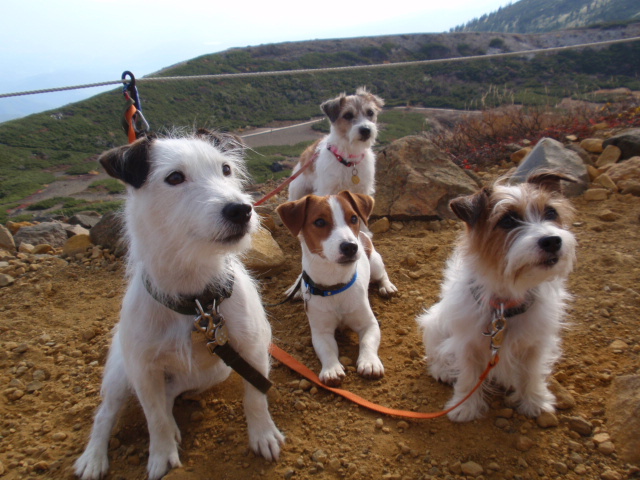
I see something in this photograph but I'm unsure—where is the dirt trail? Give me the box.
[0,178,639,480]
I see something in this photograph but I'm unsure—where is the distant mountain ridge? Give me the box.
[453,0,640,33]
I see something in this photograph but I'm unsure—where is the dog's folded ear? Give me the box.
[449,188,490,227]
[276,197,311,237]
[526,169,578,194]
[196,128,245,154]
[99,136,152,189]
[338,191,374,225]
[321,94,347,123]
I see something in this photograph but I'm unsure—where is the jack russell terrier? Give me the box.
[276,191,392,386]
[417,170,577,422]
[75,129,284,480]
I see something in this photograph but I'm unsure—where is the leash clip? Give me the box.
[483,303,507,364]
[194,299,229,349]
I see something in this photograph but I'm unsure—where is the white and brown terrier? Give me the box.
[288,87,384,201]
[417,171,577,422]
[277,191,393,386]
[75,130,283,480]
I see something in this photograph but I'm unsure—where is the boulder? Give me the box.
[595,145,622,168]
[607,375,640,464]
[68,213,101,229]
[64,224,90,238]
[579,138,603,153]
[373,136,480,220]
[509,138,588,196]
[242,228,286,276]
[13,222,67,249]
[63,234,93,258]
[602,128,640,160]
[606,157,640,194]
[90,212,126,256]
[0,225,16,252]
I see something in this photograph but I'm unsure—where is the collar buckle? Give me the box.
[194,299,229,347]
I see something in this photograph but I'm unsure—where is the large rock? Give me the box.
[13,222,67,249]
[0,225,16,253]
[607,375,640,464]
[90,212,126,256]
[606,157,640,194]
[602,128,640,160]
[373,136,480,220]
[68,213,101,229]
[242,228,285,276]
[509,137,588,196]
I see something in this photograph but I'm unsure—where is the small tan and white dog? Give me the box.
[417,171,577,422]
[75,130,284,480]
[276,191,391,386]
[287,87,384,201]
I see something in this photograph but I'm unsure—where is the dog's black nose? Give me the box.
[538,235,562,253]
[359,126,371,140]
[222,203,252,224]
[340,241,358,257]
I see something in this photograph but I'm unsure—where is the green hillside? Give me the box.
[1,26,640,222]
[454,0,640,33]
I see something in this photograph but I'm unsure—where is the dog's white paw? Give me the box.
[249,421,285,461]
[446,395,487,422]
[378,280,398,297]
[357,356,384,379]
[319,363,346,386]
[75,447,109,480]
[147,441,182,480]
[512,391,556,418]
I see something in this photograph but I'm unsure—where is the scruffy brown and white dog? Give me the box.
[416,171,577,422]
[277,191,390,386]
[287,87,384,201]
[75,130,283,480]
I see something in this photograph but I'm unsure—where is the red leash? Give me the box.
[254,151,317,206]
[269,343,498,419]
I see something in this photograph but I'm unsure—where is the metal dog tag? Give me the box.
[352,168,360,185]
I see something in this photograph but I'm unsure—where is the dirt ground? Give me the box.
[1,173,639,480]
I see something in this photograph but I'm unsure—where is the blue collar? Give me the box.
[302,270,358,297]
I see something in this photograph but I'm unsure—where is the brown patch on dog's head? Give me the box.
[99,135,154,189]
[320,87,384,134]
[277,195,334,256]
[336,191,374,228]
[451,174,575,277]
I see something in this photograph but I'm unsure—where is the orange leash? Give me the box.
[254,151,318,206]
[269,343,498,419]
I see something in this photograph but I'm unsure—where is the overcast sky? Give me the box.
[0,0,513,121]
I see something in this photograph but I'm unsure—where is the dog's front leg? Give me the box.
[243,379,285,461]
[355,317,384,379]
[310,316,345,386]
[128,364,182,480]
[508,346,556,417]
[446,355,489,422]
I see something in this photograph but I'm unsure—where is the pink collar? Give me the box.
[327,145,364,167]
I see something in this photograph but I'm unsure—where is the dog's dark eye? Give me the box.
[366,109,374,117]
[350,215,358,224]
[497,212,522,230]
[343,112,354,121]
[222,164,232,177]
[165,171,185,186]
[314,218,326,228]
[543,206,558,221]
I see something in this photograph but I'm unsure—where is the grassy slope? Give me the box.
[1,27,639,221]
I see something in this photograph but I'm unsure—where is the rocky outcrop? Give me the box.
[89,212,126,257]
[607,375,640,464]
[13,223,68,249]
[373,135,480,220]
[602,129,640,160]
[510,137,588,196]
